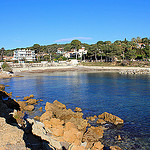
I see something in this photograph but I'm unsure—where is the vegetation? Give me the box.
[2,62,12,72]
[2,36,150,63]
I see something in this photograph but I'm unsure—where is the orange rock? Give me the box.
[74,107,82,112]
[110,146,123,150]
[39,107,42,112]
[90,116,96,121]
[98,112,124,125]
[82,126,104,142]
[24,105,34,111]
[49,118,64,128]
[53,100,66,109]
[63,127,83,144]
[64,122,77,131]
[43,120,52,129]
[17,101,27,110]
[91,142,104,150]
[29,94,34,98]
[23,96,30,100]
[51,126,64,137]
[34,116,40,121]
[96,119,106,125]
[45,102,54,112]
[40,111,53,122]
[26,99,37,105]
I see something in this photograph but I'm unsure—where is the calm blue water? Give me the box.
[1,71,150,149]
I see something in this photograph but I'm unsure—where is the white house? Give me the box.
[78,47,87,57]
[63,47,87,59]
[57,48,64,54]
[13,49,36,63]
[63,51,76,58]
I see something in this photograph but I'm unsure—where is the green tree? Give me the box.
[32,44,41,54]
[0,47,5,61]
[71,40,81,59]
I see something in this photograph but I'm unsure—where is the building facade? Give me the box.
[13,49,36,63]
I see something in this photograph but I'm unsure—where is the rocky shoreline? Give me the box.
[0,84,124,150]
[119,69,150,75]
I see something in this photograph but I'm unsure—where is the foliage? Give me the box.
[13,111,25,126]
[2,36,150,62]
[2,62,12,72]
[71,40,81,50]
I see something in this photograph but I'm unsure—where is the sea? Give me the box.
[1,71,150,150]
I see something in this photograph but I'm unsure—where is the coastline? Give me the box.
[0,65,150,79]
[12,65,150,73]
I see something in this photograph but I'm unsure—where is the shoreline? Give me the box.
[0,65,150,79]
[12,65,150,73]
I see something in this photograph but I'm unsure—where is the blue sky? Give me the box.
[0,0,150,49]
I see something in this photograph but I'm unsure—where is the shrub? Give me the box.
[2,62,12,72]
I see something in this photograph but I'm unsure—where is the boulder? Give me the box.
[53,100,66,109]
[89,116,96,121]
[65,117,88,132]
[23,96,30,100]
[51,126,64,137]
[55,108,83,122]
[91,142,104,150]
[29,94,34,98]
[98,112,124,125]
[26,99,37,105]
[96,119,106,125]
[45,102,54,112]
[24,105,34,111]
[0,117,26,150]
[64,122,77,131]
[0,84,5,91]
[74,107,82,112]
[43,118,65,136]
[82,126,104,143]
[40,111,53,122]
[49,118,64,128]
[63,127,83,144]
[17,101,27,110]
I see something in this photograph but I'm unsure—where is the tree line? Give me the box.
[1,36,150,62]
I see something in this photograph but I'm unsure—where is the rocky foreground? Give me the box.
[0,84,124,150]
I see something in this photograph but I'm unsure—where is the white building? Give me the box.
[63,47,87,59]
[57,48,64,54]
[78,47,87,57]
[13,49,36,63]
[63,51,76,58]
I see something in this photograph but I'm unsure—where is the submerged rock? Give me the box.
[110,145,123,150]
[91,141,104,150]
[26,99,37,105]
[98,112,124,125]
[96,119,106,125]
[24,105,34,111]
[74,107,82,112]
